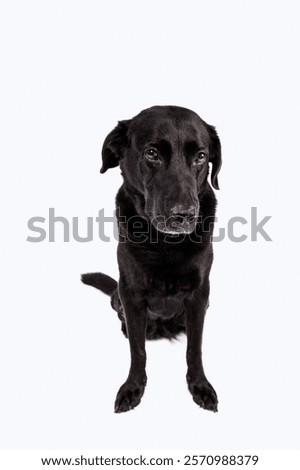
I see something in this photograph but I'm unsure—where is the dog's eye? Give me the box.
[193,152,206,166]
[144,148,159,161]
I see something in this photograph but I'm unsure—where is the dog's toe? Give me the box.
[114,381,145,413]
[188,380,218,412]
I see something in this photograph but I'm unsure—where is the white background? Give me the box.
[0,0,299,450]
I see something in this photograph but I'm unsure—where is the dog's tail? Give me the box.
[81,272,117,297]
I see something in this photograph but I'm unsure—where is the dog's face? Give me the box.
[101,106,221,234]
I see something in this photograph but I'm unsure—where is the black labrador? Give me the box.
[82,105,222,413]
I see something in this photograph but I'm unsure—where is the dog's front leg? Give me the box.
[185,287,218,412]
[114,282,147,413]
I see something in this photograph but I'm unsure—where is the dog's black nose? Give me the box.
[171,205,197,217]
[170,205,197,224]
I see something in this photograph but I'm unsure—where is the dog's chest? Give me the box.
[146,292,184,319]
[145,269,199,319]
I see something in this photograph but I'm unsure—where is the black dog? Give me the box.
[82,105,222,413]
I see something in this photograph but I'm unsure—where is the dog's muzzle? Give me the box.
[152,205,199,234]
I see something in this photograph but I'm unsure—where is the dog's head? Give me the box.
[100,106,221,234]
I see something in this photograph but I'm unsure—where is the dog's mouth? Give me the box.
[150,215,197,235]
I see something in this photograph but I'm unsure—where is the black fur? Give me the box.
[82,105,222,413]
[81,273,117,296]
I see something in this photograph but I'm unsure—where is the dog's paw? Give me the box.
[188,379,218,412]
[114,380,145,413]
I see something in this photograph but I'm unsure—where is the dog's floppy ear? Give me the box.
[100,120,131,173]
[207,124,222,190]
